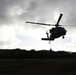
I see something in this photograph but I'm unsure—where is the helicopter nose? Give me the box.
[65,29,67,33]
[64,29,67,35]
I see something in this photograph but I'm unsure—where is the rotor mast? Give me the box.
[56,14,63,27]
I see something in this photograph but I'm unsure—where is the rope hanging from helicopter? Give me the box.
[46,30,53,50]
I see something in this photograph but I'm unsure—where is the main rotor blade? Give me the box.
[26,21,55,26]
[56,14,63,25]
[60,25,76,26]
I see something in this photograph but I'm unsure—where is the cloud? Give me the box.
[0,25,21,49]
[0,0,76,51]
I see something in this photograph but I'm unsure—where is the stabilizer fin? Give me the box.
[41,38,54,41]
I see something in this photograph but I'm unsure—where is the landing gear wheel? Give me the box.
[62,36,64,39]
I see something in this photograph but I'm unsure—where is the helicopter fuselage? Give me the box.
[49,26,67,40]
[41,26,67,41]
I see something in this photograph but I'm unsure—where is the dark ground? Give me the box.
[0,59,76,75]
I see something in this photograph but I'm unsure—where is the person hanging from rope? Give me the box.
[46,31,50,44]
[46,31,49,38]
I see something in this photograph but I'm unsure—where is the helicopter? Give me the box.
[26,14,67,42]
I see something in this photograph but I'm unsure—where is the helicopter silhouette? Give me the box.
[26,14,67,42]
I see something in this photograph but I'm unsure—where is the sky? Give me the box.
[0,0,76,52]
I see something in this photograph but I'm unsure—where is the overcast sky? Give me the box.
[0,0,76,52]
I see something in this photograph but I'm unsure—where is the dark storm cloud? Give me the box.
[0,0,29,25]
[0,0,14,25]
[0,0,10,24]
[0,0,76,28]
[22,0,76,23]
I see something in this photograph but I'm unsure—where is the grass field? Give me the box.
[0,58,76,75]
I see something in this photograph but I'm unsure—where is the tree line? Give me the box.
[0,48,75,59]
